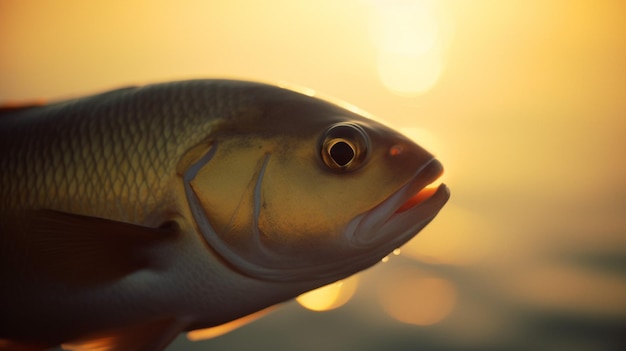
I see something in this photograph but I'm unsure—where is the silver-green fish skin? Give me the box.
[0,80,449,351]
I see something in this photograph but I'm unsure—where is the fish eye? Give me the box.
[320,122,370,172]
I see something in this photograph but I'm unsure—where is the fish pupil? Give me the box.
[320,122,369,172]
[330,141,355,166]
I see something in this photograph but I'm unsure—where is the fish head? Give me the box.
[186,84,449,285]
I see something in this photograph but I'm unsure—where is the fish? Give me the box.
[0,79,449,351]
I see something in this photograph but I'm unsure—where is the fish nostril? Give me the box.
[389,144,405,156]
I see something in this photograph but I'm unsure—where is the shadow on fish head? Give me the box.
[184,84,450,286]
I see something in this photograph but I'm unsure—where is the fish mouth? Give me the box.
[296,158,450,283]
[184,142,448,284]
[345,158,449,249]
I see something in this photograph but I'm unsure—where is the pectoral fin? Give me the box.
[0,339,53,351]
[25,210,178,286]
[187,306,276,341]
[61,318,186,351]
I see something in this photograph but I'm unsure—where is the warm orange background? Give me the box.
[2,1,625,350]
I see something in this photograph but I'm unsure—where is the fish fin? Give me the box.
[187,306,276,341]
[0,99,46,115]
[0,339,51,351]
[62,318,186,351]
[27,210,178,286]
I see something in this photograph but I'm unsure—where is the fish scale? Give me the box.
[0,79,448,351]
[0,82,226,223]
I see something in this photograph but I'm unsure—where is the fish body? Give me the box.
[0,80,449,350]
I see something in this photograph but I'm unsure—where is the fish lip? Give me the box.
[346,158,449,248]
[187,143,448,284]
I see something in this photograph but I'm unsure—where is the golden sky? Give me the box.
[2,1,625,350]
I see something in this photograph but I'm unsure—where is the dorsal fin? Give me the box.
[0,99,46,115]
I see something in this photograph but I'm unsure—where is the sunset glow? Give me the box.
[2,1,625,350]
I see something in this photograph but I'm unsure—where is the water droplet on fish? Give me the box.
[381,256,390,263]
[393,248,401,256]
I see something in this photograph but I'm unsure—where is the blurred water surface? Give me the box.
[2,1,625,350]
